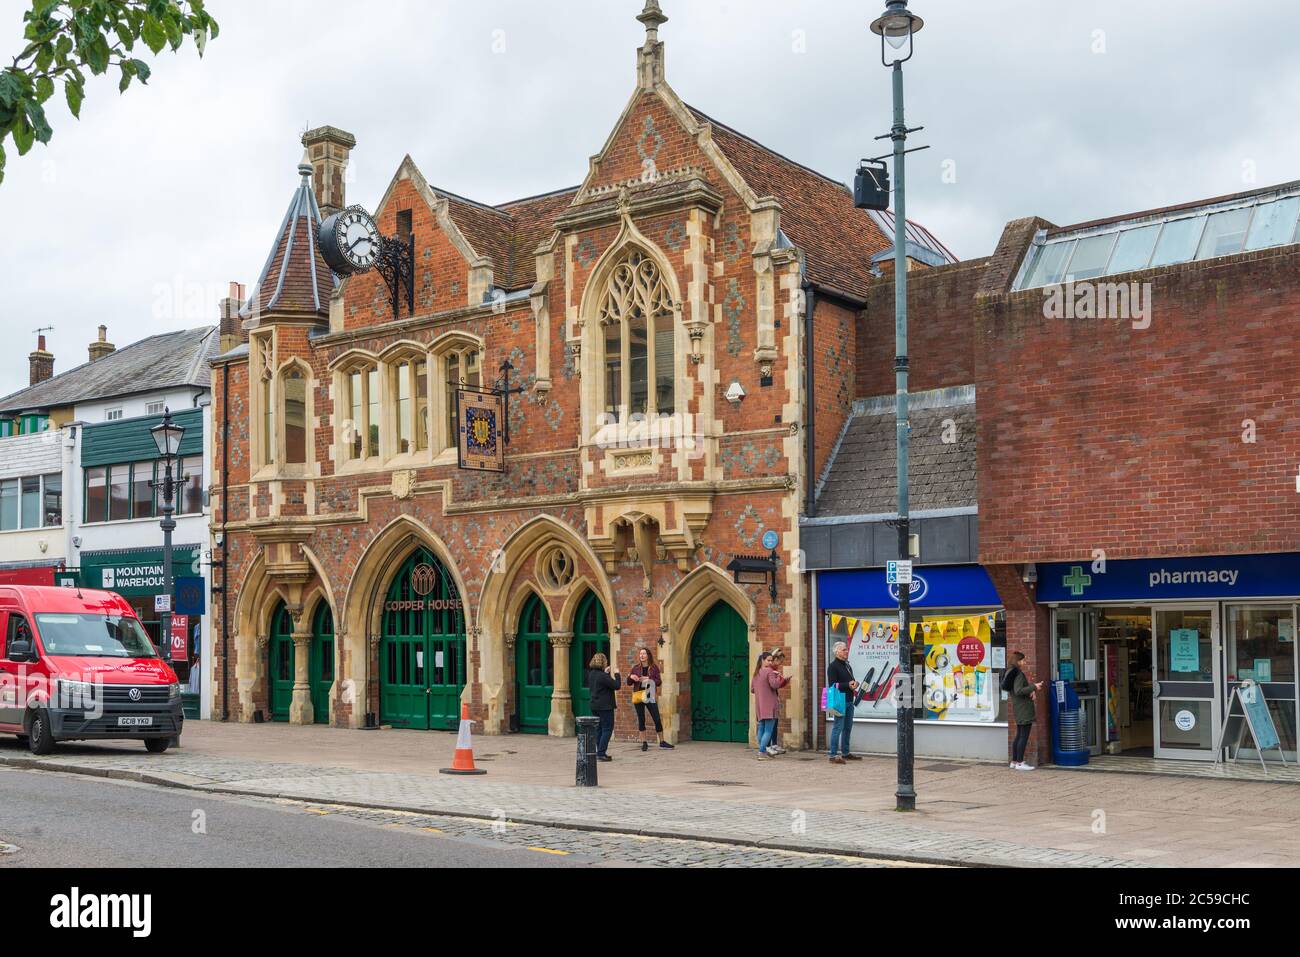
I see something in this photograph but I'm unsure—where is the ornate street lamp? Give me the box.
[868,0,924,812]
[150,409,185,669]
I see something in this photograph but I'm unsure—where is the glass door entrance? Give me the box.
[1054,609,1102,754]
[1153,607,1220,760]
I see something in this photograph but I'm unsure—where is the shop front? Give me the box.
[77,545,204,655]
[1037,553,1299,763]
[815,563,1009,762]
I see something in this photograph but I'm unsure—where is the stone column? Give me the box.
[548,631,576,737]
[289,631,315,726]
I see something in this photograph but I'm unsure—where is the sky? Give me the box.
[1,0,1297,397]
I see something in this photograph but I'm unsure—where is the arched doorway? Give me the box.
[380,547,466,730]
[515,594,553,734]
[310,603,334,724]
[571,591,610,718]
[689,601,749,743]
[268,603,294,722]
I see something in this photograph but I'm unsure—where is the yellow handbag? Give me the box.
[632,689,648,705]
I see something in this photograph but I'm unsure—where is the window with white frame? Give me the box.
[598,249,675,423]
[146,401,165,416]
[0,474,58,530]
[105,407,124,421]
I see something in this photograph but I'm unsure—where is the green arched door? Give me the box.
[689,601,749,743]
[268,603,294,722]
[515,595,553,734]
[380,548,466,730]
[571,592,610,718]
[310,603,334,724]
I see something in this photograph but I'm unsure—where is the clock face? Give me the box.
[337,208,381,271]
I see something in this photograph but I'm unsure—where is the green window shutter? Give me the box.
[82,407,203,468]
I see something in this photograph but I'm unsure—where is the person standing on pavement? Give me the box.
[627,647,673,752]
[1005,651,1043,770]
[752,650,790,759]
[587,653,621,762]
[826,641,861,764]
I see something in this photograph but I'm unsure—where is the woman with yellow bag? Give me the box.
[627,647,673,752]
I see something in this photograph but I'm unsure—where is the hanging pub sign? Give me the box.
[457,387,505,473]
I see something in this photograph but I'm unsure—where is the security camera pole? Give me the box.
[869,0,925,812]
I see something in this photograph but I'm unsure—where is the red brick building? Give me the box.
[811,178,1300,766]
[208,2,952,748]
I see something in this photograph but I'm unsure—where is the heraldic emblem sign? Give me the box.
[457,388,505,473]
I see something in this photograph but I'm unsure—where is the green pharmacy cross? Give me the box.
[1063,566,1092,597]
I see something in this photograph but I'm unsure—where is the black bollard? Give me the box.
[575,715,599,787]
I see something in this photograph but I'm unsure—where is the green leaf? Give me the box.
[24,100,52,145]
[0,141,6,187]
[34,76,54,104]
[163,15,183,52]
[141,15,166,55]
[131,59,151,83]
[85,36,111,75]
[64,77,84,118]
[12,115,34,155]
[118,66,132,93]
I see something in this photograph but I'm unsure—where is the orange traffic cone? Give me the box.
[440,703,487,775]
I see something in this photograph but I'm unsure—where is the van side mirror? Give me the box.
[8,639,35,663]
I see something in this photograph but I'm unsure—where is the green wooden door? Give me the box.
[268,603,294,723]
[380,549,466,731]
[571,591,610,718]
[689,601,749,743]
[310,604,334,725]
[515,595,553,734]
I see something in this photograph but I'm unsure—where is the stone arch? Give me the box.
[478,514,616,736]
[657,561,759,746]
[338,514,472,730]
[555,575,608,634]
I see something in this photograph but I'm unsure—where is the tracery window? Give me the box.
[598,249,675,423]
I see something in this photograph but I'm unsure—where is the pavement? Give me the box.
[2,721,1298,867]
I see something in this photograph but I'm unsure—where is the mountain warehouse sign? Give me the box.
[78,547,202,598]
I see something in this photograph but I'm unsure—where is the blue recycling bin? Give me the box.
[1050,680,1090,766]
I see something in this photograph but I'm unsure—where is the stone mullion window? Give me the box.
[598,249,675,424]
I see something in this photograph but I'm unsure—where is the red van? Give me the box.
[0,585,183,754]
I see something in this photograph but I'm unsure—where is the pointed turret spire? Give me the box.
[637,0,668,90]
[241,152,336,321]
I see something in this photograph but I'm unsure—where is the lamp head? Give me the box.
[870,1,923,64]
[150,407,185,457]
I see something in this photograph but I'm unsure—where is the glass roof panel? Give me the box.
[1150,216,1205,268]
[1196,207,1252,260]
[1244,197,1300,251]
[1063,233,1117,281]
[1022,240,1074,289]
[1107,223,1160,275]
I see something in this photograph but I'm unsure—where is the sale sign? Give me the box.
[170,614,190,662]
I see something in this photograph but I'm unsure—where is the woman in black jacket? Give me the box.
[587,653,621,762]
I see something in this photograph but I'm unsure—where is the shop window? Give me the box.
[131,460,155,519]
[440,347,481,453]
[42,473,61,527]
[85,467,107,523]
[339,361,380,463]
[597,249,675,423]
[0,479,16,531]
[179,456,203,515]
[20,476,41,529]
[282,368,308,465]
[108,464,130,522]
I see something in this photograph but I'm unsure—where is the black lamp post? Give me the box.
[150,408,185,666]
[869,0,924,813]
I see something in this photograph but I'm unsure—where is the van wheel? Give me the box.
[144,738,170,754]
[27,711,55,755]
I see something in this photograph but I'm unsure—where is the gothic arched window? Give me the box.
[599,249,675,422]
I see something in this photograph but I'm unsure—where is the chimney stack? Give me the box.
[301,126,356,217]
[29,334,54,386]
[219,281,247,354]
[88,324,116,363]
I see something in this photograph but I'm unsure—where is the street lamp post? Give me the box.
[870,0,924,812]
[150,409,186,669]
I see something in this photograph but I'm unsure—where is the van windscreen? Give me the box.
[34,614,158,659]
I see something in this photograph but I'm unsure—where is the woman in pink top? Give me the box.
[751,650,790,759]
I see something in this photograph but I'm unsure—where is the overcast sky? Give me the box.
[1,0,1297,397]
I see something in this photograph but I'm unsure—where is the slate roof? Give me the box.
[689,106,955,301]
[241,157,336,318]
[431,186,579,292]
[0,327,220,415]
[418,105,955,301]
[816,398,976,516]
